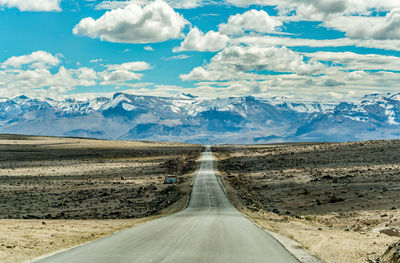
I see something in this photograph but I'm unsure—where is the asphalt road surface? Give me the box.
[36,147,299,263]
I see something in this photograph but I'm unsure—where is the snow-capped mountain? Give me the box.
[1,92,400,144]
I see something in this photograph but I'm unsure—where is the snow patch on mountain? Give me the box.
[1,92,400,144]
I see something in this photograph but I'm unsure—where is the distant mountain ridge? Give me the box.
[1,92,400,144]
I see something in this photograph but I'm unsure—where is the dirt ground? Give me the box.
[0,135,202,219]
[0,218,156,263]
[0,134,202,263]
[213,141,400,263]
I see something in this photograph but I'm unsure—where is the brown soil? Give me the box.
[0,135,203,219]
[0,218,156,263]
[213,141,400,263]
[0,135,203,263]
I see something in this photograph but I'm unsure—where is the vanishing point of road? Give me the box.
[36,147,299,263]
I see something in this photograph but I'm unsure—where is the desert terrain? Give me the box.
[0,134,202,262]
[213,141,400,263]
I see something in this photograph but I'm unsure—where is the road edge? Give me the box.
[216,174,322,263]
[211,151,323,263]
[25,149,205,263]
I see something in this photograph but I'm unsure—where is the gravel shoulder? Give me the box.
[213,141,400,263]
[0,135,202,262]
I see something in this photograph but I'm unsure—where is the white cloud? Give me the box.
[218,9,282,35]
[105,61,152,72]
[225,0,281,7]
[181,46,325,81]
[324,79,344,87]
[355,39,400,51]
[95,0,215,10]
[0,0,61,11]
[99,61,152,85]
[227,1,400,19]
[234,35,354,48]
[163,55,191,60]
[100,70,143,83]
[173,27,228,52]
[90,58,103,63]
[177,70,400,102]
[307,51,400,71]
[279,0,367,21]
[95,0,131,10]
[0,51,152,98]
[325,9,400,40]
[2,66,97,97]
[76,67,98,84]
[233,35,400,52]
[100,61,152,84]
[144,45,154,51]
[347,70,366,80]
[167,0,208,9]
[1,51,61,69]
[73,0,187,44]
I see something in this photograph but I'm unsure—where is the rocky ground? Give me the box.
[0,135,202,219]
[0,135,202,262]
[213,141,400,263]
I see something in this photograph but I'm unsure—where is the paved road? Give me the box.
[36,148,299,263]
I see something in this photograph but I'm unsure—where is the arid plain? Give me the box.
[1,135,400,263]
[0,135,202,263]
[213,141,400,263]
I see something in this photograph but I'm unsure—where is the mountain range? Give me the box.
[1,92,400,144]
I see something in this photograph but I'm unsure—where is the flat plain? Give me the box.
[213,141,400,263]
[0,135,202,262]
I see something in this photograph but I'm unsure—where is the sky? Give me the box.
[1,0,400,102]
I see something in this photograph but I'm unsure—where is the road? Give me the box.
[36,147,299,263]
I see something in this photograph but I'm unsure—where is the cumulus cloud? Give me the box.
[227,1,400,19]
[307,51,400,71]
[325,9,400,40]
[73,0,187,44]
[225,0,281,7]
[100,70,143,83]
[180,46,325,81]
[94,0,131,10]
[223,1,400,43]
[178,70,400,102]
[218,9,282,35]
[1,51,61,69]
[105,61,152,72]
[100,62,152,84]
[0,51,152,98]
[280,0,366,21]
[173,27,228,52]
[2,66,97,96]
[324,79,345,87]
[347,70,366,80]
[234,35,400,51]
[234,35,354,48]
[95,0,214,10]
[0,0,61,11]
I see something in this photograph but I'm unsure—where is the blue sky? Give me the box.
[1,0,400,102]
